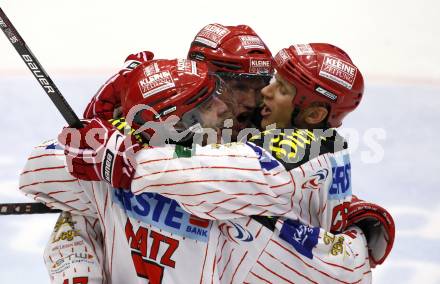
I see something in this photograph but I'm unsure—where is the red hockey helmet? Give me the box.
[121,59,227,136]
[187,23,274,79]
[274,43,364,127]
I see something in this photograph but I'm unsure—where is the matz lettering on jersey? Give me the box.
[125,219,179,282]
[319,55,357,90]
[328,154,352,200]
[113,190,211,242]
[279,219,319,259]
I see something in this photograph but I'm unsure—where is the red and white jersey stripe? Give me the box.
[20,140,216,283]
[210,218,371,284]
[20,139,371,283]
[133,141,352,233]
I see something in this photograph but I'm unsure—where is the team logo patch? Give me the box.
[51,212,81,243]
[279,219,319,259]
[138,70,175,98]
[319,55,358,90]
[293,44,315,55]
[218,221,254,243]
[239,35,265,49]
[194,24,230,48]
[249,59,272,74]
[301,169,329,190]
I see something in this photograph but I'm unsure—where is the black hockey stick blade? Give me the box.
[0,7,83,128]
[0,202,61,215]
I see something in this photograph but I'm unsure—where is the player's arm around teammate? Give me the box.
[21,51,154,284]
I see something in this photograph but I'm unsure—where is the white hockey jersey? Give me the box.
[20,129,372,283]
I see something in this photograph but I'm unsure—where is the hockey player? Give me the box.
[187,23,273,136]
[84,24,274,136]
[21,59,238,283]
[39,24,276,284]
[53,44,394,282]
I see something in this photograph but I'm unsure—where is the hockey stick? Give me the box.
[0,7,83,128]
[0,202,61,215]
[0,9,280,227]
[0,7,82,215]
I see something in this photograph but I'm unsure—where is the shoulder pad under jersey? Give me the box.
[248,128,347,170]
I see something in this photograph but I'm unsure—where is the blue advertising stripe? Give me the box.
[112,189,211,242]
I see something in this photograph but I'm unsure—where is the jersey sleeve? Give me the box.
[44,212,105,284]
[243,221,371,284]
[19,139,97,217]
[131,140,332,221]
[83,51,153,120]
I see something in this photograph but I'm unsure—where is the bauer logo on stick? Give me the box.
[319,55,358,90]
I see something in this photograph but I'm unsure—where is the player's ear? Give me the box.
[304,106,328,125]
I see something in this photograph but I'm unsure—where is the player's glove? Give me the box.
[83,51,155,120]
[58,118,141,189]
[345,195,395,268]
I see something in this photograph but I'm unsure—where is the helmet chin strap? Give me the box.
[290,107,301,128]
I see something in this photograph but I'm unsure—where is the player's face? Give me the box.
[224,77,268,130]
[260,74,296,129]
[198,94,231,130]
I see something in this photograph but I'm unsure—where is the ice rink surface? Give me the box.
[0,75,439,283]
